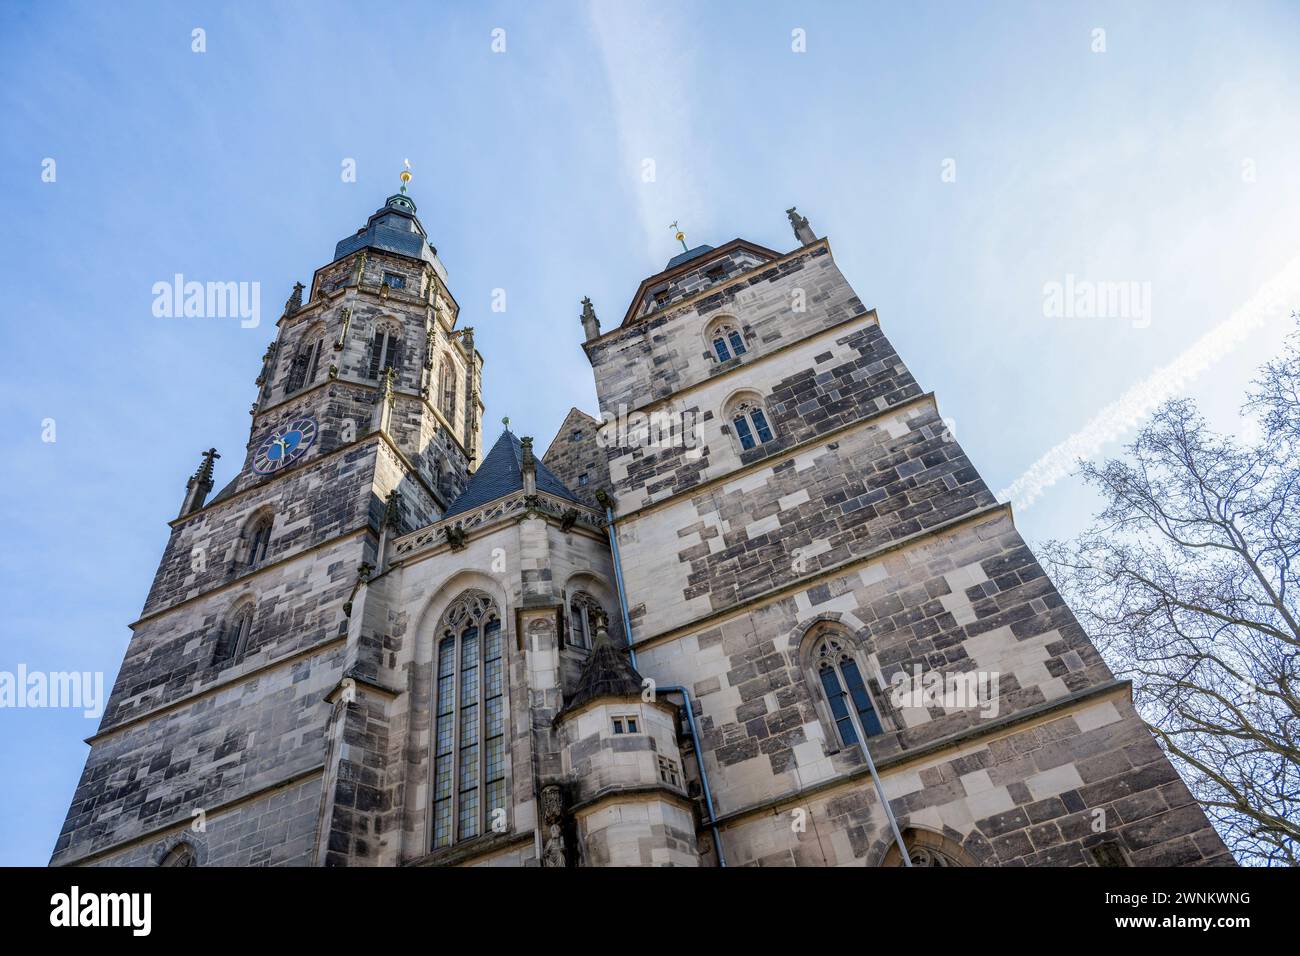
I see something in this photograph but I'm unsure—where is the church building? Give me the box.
[50,177,1233,867]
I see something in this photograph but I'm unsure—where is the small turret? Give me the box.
[178,448,220,518]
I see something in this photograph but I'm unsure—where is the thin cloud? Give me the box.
[587,1,708,262]
[999,252,1300,510]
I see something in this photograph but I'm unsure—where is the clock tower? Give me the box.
[50,174,485,866]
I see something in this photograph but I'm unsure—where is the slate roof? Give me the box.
[442,430,581,518]
[334,193,440,268]
[665,243,715,270]
[559,630,646,717]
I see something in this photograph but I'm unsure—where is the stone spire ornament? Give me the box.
[580,296,601,342]
[179,448,220,518]
[786,206,816,245]
[285,282,304,316]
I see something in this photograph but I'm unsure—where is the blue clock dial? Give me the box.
[253,416,318,475]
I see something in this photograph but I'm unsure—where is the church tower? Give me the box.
[50,173,484,866]
[52,189,1229,868]
[580,211,1232,867]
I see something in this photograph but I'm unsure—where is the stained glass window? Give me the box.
[431,591,506,849]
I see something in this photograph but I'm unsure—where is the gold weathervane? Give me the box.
[670,220,688,253]
[399,159,413,194]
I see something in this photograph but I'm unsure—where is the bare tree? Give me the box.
[1046,317,1300,866]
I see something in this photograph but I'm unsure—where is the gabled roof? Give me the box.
[442,430,580,519]
[618,237,783,329]
[542,406,602,460]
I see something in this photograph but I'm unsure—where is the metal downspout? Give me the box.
[604,506,728,867]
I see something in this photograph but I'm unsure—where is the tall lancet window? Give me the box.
[285,336,323,394]
[439,359,456,419]
[566,591,603,650]
[812,632,883,745]
[368,325,403,380]
[431,591,506,849]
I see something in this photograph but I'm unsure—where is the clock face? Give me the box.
[253,416,318,475]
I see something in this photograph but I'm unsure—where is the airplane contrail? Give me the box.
[999,253,1300,510]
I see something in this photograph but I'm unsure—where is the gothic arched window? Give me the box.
[212,601,255,666]
[246,514,273,568]
[160,843,197,867]
[883,828,974,867]
[707,318,748,363]
[726,395,775,451]
[810,630,883,746]
[285,330,324,395]
[439,358,457,419]
[368,324,403,380]
[567,591,604,650]
[431,591,507,849]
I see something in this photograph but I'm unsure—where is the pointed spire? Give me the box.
[285,282,304,316]
[520,436,536,496]
[560,614,645,716]
[786,206,816,245]
[580,296,601,342]
[179,448,220,518]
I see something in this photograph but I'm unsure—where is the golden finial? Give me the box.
[399,159,413,194]
[670,220,688,252]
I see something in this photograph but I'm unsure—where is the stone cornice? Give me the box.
[392,490,605,563]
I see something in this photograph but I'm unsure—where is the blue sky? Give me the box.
[2,1,1298,866]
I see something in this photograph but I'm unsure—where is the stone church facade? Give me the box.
[50,189,1233,867]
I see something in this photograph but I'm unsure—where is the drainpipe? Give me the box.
[604,506,728,867]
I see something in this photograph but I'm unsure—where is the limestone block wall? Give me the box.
[110,533,366,726]
[588,243,868,414]
[614,397,994,639]
[558,700,684,802]
[630,510,1115,816]
[712,690,1232,867]
[385,515,616,862]
[51,639,345,865]
[576,797,700,867]
[144,442,379,616]
[542,407,612,511]
[82,775,323,868]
